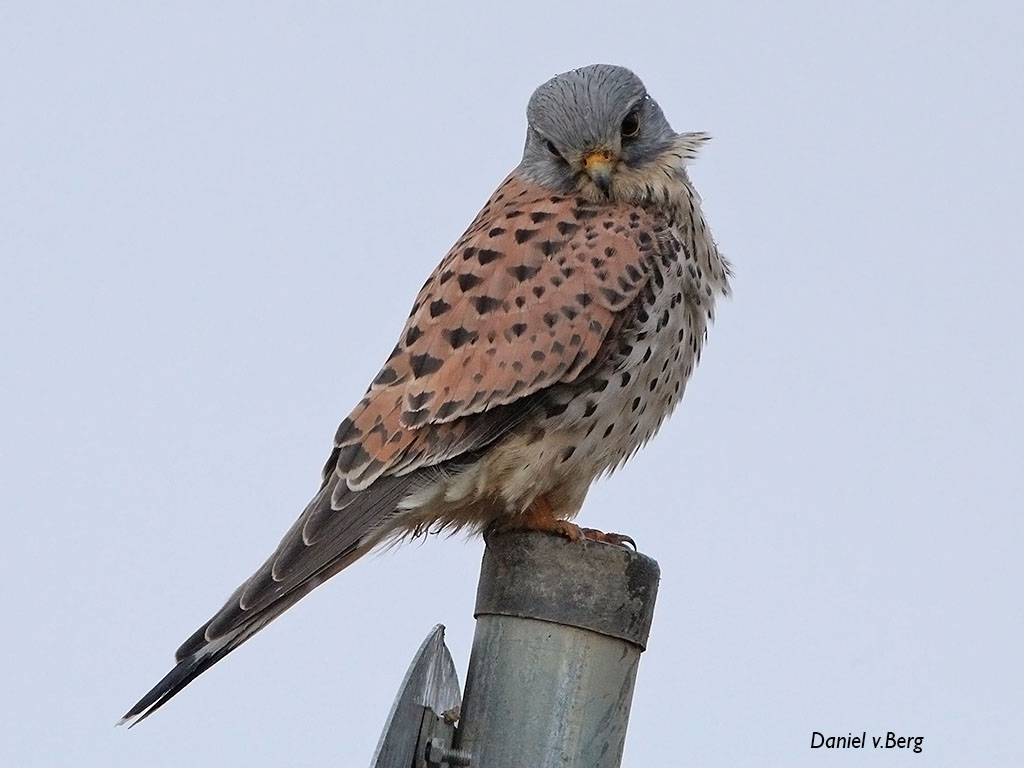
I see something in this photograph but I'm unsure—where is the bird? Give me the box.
[120,63,731,726]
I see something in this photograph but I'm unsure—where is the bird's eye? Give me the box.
[545,139,562,157]
[621,111,641,139]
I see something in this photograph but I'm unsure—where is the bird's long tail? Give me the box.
[118,468,435,726]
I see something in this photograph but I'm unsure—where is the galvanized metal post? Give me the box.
[452,530,660,767]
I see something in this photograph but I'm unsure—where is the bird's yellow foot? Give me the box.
[517,495,584,542]
[580,528,636,549]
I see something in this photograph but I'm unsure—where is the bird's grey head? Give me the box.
[519,64,706,203]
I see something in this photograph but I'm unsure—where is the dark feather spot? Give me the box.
[600,287,626,305]
[443,326,478,349]
[583,400,597,418]
[488,227,506,237]
[409,353,444,377]
[533,285,546,298]
[457,273,483,292]
[575,292,592,307]
[334,442,371,472]
[439,269,455,284]
[508,263,542,282]
[561,446,576,462]
[515,228,538,243]
[556,221,579,236]
[429,298,451,317]
[333,417,362,444]
[403,409,431,428]
[405,325,424,346]
[435,400,464,420]
[373,366,399,386]
[530,211,555,223]
[620,372,632,387]
[511,322,528,337]
[537,240,563,256]
[406,390,435,410]
[602,423,615,438]
[471,295,504,314]
[543,312,558,329]
[478,249,503,265]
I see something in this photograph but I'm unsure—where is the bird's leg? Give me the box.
[517,494,583,541]
[516,495,635,548]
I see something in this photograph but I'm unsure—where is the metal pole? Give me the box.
[452,530,660,767]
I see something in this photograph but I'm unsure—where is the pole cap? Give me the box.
[475,531,660,650]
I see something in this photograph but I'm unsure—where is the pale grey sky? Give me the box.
[2,2,1022,766]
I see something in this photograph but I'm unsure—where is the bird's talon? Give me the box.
[580,528,636,549]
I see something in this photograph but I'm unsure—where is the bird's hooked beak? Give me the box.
[582,149,616,195]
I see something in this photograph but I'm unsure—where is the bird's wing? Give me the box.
[120,174,669,726]
[332,173,666,490]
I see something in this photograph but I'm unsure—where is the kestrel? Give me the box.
[121,64,731,725]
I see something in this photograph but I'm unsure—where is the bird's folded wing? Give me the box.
[331,174,667,490]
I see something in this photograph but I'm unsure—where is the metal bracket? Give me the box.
[369,625,465,768]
